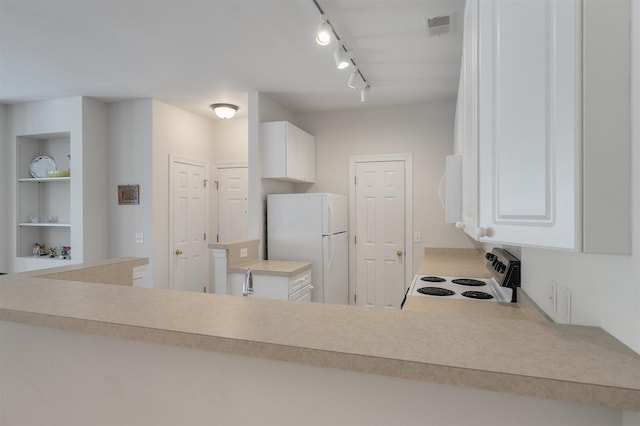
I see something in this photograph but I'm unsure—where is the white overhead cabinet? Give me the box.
[261,121,315,183]
[456,0,630,253]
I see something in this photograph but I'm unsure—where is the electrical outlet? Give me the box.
[135,232,144,243]
[413,232,422,243]
[559,287,572,324]
[547,280,557,314]
[240,247,248,258]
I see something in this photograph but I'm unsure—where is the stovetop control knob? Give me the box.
[498,263,506,273]
[485,253,495,261]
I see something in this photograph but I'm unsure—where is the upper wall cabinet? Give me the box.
[261,121,315,183]
[456,0,631,253]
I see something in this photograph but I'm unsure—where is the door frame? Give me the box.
[168,154,210,290]
[348,153,413,305]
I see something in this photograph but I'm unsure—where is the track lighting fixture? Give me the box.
[312,0,371,101]
[333,46,351,70]
[316,17,332,46]
[210,103,239,119]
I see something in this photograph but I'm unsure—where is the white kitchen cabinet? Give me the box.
[456,0,630,253]
[228,268,312,301]
[455,0,481,240]
[261,121,315,183]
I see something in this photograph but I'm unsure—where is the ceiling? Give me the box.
[0,0,465,120]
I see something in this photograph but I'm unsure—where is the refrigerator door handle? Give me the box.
[328,236,334,274]
[327,198,334,236]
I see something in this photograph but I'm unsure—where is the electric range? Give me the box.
[407,248,521,304]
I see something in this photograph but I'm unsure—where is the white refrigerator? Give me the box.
[267,193,348,304]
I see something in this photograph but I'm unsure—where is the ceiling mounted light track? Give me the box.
[312,0,371,102]
[210,103,239,119]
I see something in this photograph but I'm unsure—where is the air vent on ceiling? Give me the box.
[425,15,451,36]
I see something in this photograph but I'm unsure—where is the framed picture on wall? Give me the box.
[118,184,140,205]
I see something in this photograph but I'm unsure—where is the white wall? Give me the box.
[520,0,640,353]
[248,92,298,258]
[294,101,478,274]
[81,98,109,263]
[0,104,7,273]
[107,99,155,287]
[107,99,248,289]
[150,100,219,289]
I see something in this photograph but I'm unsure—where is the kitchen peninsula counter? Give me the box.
[1,259,639,411]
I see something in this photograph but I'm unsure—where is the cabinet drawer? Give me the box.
[289,285,311,302]
[289,269,311,294]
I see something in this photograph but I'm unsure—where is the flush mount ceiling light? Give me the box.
[312,0,371,101]
[210,103,238,119]
[316,17,332,46]
[333,46,351,70]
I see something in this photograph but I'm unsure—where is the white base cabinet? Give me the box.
[261,121,315,183]
[456,0,631,253]
[228,269,312,301]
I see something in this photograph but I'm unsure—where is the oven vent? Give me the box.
[425,15,451,36]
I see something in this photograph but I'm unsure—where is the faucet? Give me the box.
[242,268,254,296]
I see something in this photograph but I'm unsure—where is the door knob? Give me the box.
[397,250,403,256]
[175,249,183,255]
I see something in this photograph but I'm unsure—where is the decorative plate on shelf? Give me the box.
[29,156,56,178]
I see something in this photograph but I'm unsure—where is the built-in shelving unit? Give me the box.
[16,132,72,260]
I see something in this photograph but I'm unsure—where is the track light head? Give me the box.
[347,69,361,89]
[333,47,351,70]
[316,19,332,46]
[360,85,370,103]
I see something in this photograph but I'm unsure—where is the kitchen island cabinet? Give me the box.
[228,260,312,301]
[1,258,639,425]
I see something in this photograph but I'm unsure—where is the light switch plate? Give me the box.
[135,232,144,243]
[413,232,422,243]
[240,248,248,258]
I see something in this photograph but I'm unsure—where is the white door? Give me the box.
[217,167,248,242]
[354,161,406,309]
[171,158,208,292]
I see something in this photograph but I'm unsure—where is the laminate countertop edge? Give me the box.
[0,259,639,411]
[0,307,636,411]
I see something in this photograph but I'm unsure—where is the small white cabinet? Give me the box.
[228,268,312,301]
[455,0,630,253]
[261,121,315,183]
